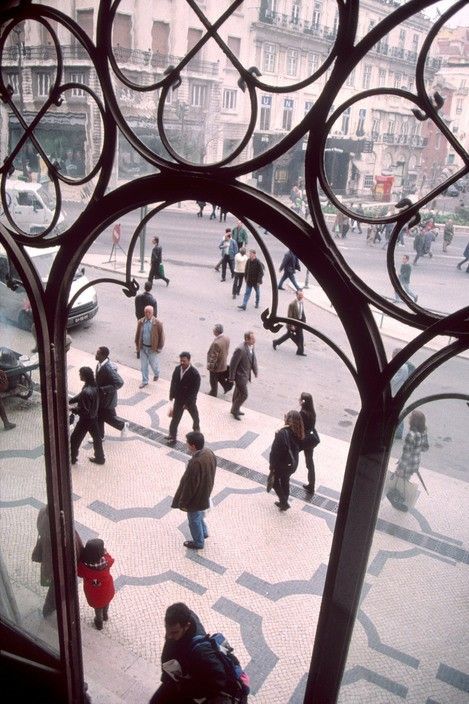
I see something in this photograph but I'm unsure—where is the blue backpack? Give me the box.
[191,632,250,703]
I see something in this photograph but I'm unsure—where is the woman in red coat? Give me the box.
[77,538,115,630]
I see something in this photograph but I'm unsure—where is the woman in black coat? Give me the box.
[269,410,304,511]
[299,392,319,495]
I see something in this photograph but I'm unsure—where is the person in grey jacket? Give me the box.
[171,432,216,550]
[228,331,258,420]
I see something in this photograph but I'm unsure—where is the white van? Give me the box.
[1,180,65,235]
[0,244,98,330]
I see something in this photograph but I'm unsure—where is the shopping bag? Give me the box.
[158,263,165,277]
[384,471,420,509]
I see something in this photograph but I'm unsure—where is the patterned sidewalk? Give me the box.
[0,345,468,703]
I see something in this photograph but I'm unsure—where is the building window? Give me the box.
[378,68,386,87]
[291,1,301,25]
[286,49,299,77]
[394,72,401,88]
[460,79,466,89]
[282,98,294,131]
[399,28,406,49]
[114,12,132,50]
[308,53,320,75]
[346,68,355,87]
[456,98,463,114]
[222,88,237,111]
[304,100,314,115]
[187,28,203,53]
[364,174,374,188]
[341,107,350,134]
[226,36,241,67]
[312,1,322,31]
[435,133,441,149]
[7,72,19,94]
[263,43,277,73]
[69,72,86,96]
[77,9,93,39]
[356,108,366,136]
[448,153,455,164]
[190,83,208,107]
[362,65,372,89]
[260,95,272,130]
[412,33,419,53]
[372,117,380,139]
[36,72,51,97]
[152,21,169,56]
[388,119,395,133]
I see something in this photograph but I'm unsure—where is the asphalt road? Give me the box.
[61,205,468,481]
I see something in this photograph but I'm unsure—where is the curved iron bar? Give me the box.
[397,393,469,425]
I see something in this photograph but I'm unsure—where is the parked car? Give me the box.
[0,179,65,235]
[0,244,98,330]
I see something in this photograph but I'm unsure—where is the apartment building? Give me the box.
[0,0,446,200]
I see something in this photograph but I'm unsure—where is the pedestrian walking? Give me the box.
[232,246,248,299]
[135,280,157,320]
[206,324,232,397]
[334,211,349,239]
[148,236,170,286]
[442,219,454,253]
[171,431,216,550]
[149,603,229,703]
[219,229,237,281]
[231,220,248,250]
[69,366,105,465]
[268,410,304,511]
[272,289,307,355]
[95,346,128,439]
[277,249,301,291]
[32,506,83,618]
[354,203,364,234]
[135,306,165,388]
[219,207,228,222]
[166,352,201,445]
[413,227,425,265]
[228,331,258,420]
[77,538,115,631]
[299,392,319,494]
[394,255,418,303]
[387,410,429,512]
[238,249,264,310]
[209,203,217,220]
[456,241,469,272]
[196,200,206,217]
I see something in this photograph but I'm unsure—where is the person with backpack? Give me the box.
[149,602,248,703]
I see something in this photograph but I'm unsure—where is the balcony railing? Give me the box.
[2,44,219,75]
[382,133,395,144]
[257,9,338,41]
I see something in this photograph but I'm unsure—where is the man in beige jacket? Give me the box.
[206,323,232,397]
[135,305,165,388]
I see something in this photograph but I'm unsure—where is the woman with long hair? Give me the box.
[388,409,429,511]
[299,392,318,494]
[269,410,305,511]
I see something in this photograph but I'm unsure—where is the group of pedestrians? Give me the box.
[69,346,128,466]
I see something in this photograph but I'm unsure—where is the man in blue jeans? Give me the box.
[171,432,217,550]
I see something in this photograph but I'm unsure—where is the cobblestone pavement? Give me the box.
[1,345,468,703]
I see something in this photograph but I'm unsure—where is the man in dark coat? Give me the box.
[148,236,170,286]
[166,352,201,445]
[95,346,128,439]
[149,602,228,702]
[272,289,307,355]
[134,280,157,320]
[238,249,264,310]
[206,324,232,397]
[172,431,216,549]
[69,366,105,465]
[228,331,258,420]
[277,249,301,291]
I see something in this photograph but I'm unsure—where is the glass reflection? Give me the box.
[0,264,59,654]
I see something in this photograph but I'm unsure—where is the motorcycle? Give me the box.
[0,346,39,400]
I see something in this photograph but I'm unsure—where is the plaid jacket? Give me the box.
[397,430,429,478]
